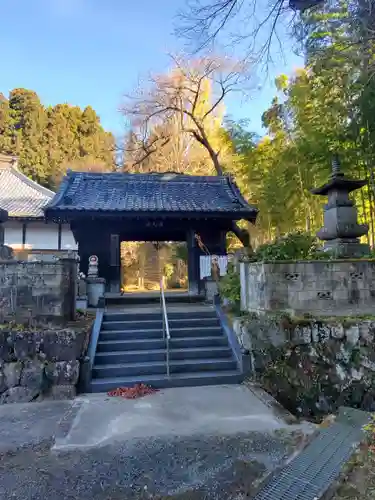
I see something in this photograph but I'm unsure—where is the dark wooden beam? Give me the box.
[186,229,200,295]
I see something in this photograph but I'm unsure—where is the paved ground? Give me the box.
[0,385,315,499]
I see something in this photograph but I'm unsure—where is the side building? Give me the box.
[0,154,77,259]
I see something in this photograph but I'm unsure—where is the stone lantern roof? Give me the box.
[311,155,367,196]
[310,155,369,257]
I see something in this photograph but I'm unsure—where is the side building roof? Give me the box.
[45,171,258,222]
[0,154,54,219]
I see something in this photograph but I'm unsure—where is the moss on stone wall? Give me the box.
[236,314,375,421]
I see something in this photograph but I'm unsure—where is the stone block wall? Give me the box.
[0,326,89,404]
[233,315,374,364]
[233,315,375,418]
[240,260,375,316]
[0,258,78,321]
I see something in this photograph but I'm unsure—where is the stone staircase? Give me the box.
[90,304,242,392]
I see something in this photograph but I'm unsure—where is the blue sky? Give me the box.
[1,0,303,138]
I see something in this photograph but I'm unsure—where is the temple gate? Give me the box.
[45,171,258,295]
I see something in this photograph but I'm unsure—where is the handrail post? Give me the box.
[166,337,170,377]
[160,277,170,377]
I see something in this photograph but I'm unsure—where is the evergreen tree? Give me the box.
[8,89,49,183]
[0,89,115,189]
[0,94,13,154]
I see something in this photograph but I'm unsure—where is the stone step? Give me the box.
[105,294,205,306]
[101,317,220,331]
[96,336,229,352]
[92,358,237,378]
[94,346,233,364]
[98,326,223,341]
[90,370,243,392]
[103,310,216,322]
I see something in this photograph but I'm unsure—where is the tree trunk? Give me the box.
[191,127,223,175]
[231,222,252,249]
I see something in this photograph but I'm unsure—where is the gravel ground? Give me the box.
[0,388,313,499]
[0,432,300,499]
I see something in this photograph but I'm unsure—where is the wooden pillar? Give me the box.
[217,230,227,254]
[76,230,111,288]
[109,233,120,293]
[77,239,90,276]
[186,229,200,295]
[57,224,62,250]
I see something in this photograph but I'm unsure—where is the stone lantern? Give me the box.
[310,155,369,257]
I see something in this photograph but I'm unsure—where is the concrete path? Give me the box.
[0,384,315,499]
[54,385,299,449]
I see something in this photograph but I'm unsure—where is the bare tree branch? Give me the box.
[122,54,248,175]
[176,0,295,69]
[175,0,369,71]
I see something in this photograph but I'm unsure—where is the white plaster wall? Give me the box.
[25,221,58,250]
[61,224,77,250]
[3,221,23,248]
[4,220,78,251]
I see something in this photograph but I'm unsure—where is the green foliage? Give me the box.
[163,263,174,279]
[218,264,241,305]
[0,89,115,189]
[254,232,322,261]
[173,243,188,264]
[224,0,375,249]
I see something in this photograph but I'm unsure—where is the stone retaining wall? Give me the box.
[233,315,375,418]
[239,260,375,316]
[0,258,78,321]
[0,327,89,404]
[233,315,372,354]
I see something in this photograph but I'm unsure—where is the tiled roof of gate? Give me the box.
[45,170,257,219]
[0,155,54,218]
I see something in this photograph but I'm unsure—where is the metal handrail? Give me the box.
[160,278,171,377]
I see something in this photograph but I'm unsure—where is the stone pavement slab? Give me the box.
[53,384,301,450]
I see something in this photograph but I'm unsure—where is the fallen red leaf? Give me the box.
[107,383,159,399]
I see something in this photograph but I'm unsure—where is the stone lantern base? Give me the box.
[323,238,370,258]
[86,277,106,307]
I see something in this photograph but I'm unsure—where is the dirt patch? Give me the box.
[326,415,375,500]
[330,443,375,499]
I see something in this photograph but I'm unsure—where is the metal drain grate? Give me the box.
[254,407,371,500]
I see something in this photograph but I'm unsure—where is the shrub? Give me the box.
[254,231,322,261]
[219,263,241,308]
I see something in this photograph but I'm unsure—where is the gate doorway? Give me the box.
[120,241,188,292]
